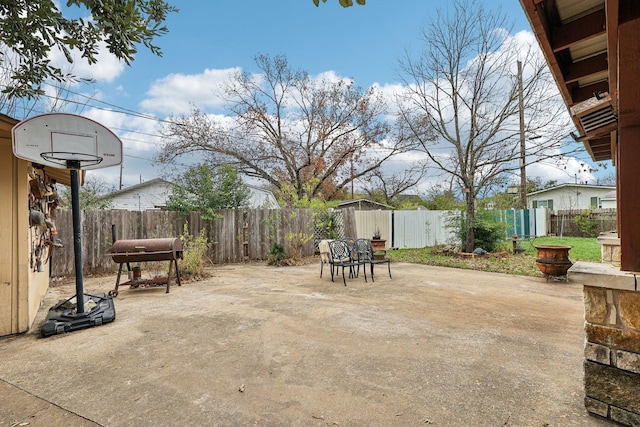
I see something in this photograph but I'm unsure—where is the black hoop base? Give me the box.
[41,293,116,337]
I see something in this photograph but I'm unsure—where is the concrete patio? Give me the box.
[0,262,616,426]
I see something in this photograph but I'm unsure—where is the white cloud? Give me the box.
[49,41,125,84]
[140,68,239,115]
[528,157,596,185]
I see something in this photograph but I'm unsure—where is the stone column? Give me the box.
[569,262,640,426]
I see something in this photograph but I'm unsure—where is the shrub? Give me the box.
[472,212,507,252]
[267,242,287,266]
[179,224,210,276]
[314,208,340,240]
[448,210,506,252]
[574,209,598,237]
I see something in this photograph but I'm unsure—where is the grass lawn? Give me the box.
[388,236,601,278]
[521,236,601,262]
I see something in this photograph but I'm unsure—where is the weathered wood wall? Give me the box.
[51,208,316,276]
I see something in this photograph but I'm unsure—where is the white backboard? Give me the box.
[12,113,123,170]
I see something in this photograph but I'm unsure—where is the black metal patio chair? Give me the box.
[328,239,366,286]
[355,238,391,282]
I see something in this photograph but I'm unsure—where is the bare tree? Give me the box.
[361,163,428,206]
[396,0,578,251]
[159,54,417,202]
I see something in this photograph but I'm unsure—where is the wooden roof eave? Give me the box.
[519,0,616,162]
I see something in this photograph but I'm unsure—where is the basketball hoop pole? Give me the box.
[68,160,86,313]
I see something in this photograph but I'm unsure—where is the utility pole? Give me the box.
[518,60,527,210]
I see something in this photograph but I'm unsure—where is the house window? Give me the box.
[590,197,600,208]
[532,199,553,210]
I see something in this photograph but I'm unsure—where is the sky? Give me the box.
[14,0,613,194]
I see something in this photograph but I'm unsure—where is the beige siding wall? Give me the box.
[0,130,55,336]
[0,137,16,335]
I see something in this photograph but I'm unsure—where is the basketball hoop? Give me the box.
[40,152,104,169]
[11,113,122,335]
[12,112,122,171]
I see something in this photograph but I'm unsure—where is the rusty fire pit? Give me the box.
[534,245,572,281]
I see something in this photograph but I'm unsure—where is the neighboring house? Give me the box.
[600,190,617,209]
[109,178,174,211]
[108,178,279,211]
[244,184,279,208]
[337,199,393,211]
[527,184,615,211]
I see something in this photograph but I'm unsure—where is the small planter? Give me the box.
[371,239,386,252]
[534,245,572,280]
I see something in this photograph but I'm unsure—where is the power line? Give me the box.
[41,81,178,124]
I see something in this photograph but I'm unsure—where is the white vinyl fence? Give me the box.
[354,209,458,249]
[353,208,546,250]
[393,210,458,248]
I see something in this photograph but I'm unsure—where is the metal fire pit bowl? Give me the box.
[109,237,183,296]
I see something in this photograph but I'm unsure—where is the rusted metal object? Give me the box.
[111,238,183,263]
[109,237,183,296]
[535,245,572,281]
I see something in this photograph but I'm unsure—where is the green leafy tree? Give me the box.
[168,163,250,220]
[424,189,462,211]
[0,0,177,98]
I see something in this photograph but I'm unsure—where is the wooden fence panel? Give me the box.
[256,209,270,258]
[339,207,357,238]
[51,208,316,276]
[549,209,617,237]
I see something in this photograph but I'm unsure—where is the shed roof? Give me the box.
[337,199,393,210]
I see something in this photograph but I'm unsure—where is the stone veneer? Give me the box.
[569,262,640,426]
[597,231,621,264]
